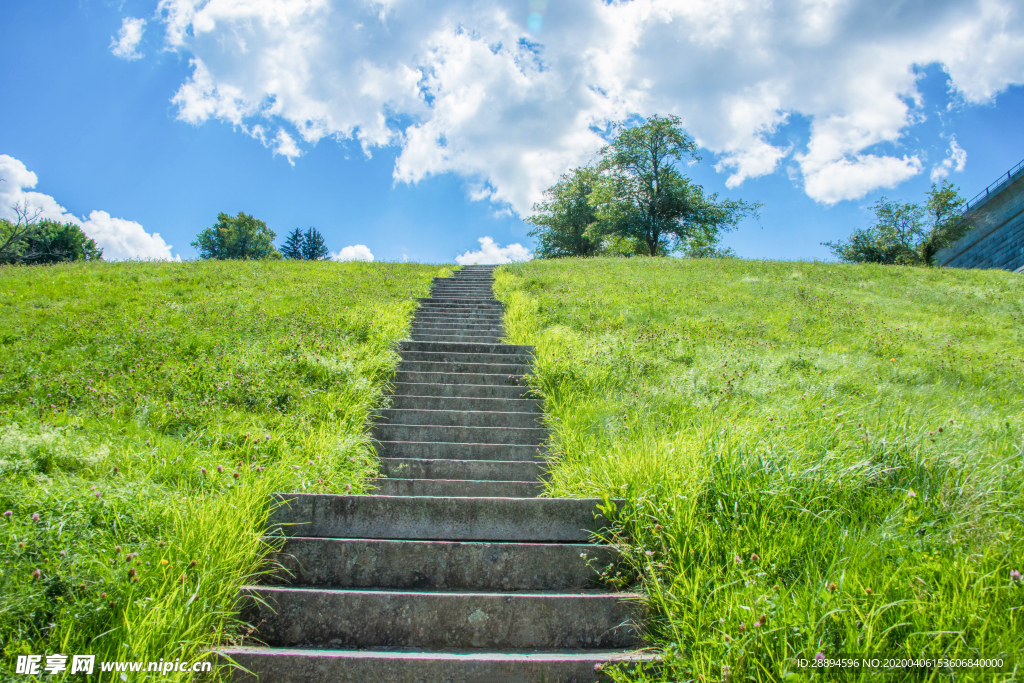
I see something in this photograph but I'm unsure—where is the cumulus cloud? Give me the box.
[455,237,531,265]
[931,137,968,182]
[0,154,177,261]
[111,17,147,60]
[155,0,1024,208]
[332,244,374,262]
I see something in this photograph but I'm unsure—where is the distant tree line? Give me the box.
[191,213,332,261]
[527,115,760,259]
[0,200,102,265]
[824,181,970,266]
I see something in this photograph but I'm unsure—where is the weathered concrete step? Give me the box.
[417,305,505,313]
[414,313,504,322]
[401,350,533,365]
[388,382,536,400]
[394,371,528,387]
[376,408,542,429]
[264,537,617,590]
[397,361,531,375]
[240,587,642,650]
[379,457,544,481]
[411,334,504,343]
[428,288,495,294]
[399,340,534,355]
[386,395,540,413]
[410,324,503,332]
[222,648,655,683]
[418,298,504,306]
[369,478,543,497]
[374,441,544,461]
[372,423,545,445]
[269,493,615,541]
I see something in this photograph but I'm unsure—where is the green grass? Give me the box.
[0,259,449,680]
[495,258,1024,683]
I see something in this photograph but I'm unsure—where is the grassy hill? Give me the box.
[496,258,1024,682]
[0,260,447,677]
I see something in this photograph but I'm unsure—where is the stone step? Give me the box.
[413,313,505,322]
[386,395,540,413]
[410,321,504,331]
[376,408,542,429]
[264,537,617,590]
[387,382,536,400]
[428,288,496,294]
[401,350,533,365]
[393,371,528,387]
[269,493,616,541]
[397,361,532,375]
[379,457,544,481]
[222,648,656,683]
[398,340,534,355]
[417,304,505,313]
[418,298,505,306]
[239,586,642,650]
[373,441,544,461]
[369,478,543,497]
[372,423,545,445]
[410,333,504,343]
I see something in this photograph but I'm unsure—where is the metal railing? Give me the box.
[963,156,1024,212]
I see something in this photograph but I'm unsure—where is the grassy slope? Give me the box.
[496,258,1024,682]
[0,260,448,680]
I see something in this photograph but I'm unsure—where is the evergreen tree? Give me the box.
[281,228,305,259]
[301,227,330,260]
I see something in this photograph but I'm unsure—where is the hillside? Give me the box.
[0,260,447,675]
[496,258,1024,682]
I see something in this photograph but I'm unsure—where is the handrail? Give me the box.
[963,156,1024,213]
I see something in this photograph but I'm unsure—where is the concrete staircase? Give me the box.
[224,265,651,681]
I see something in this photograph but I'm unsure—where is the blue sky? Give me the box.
[2,0,1022,263]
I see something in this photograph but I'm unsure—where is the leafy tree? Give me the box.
[597,115,758,256]
[921,181,969,265]
[1,201,102,265]
[281,228,305,259]
[526,166,604,258]
[824,199,924,265]
[301,227,330,261]
[191,212,281,260]
[825,183,968,266]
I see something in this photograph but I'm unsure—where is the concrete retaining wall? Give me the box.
[936,170,1024,272]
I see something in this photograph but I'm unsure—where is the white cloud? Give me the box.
[111,17,147,61]
[155,0,1024,210]
[930,137,968,182]
[0,154,178,261]
[455,237,531,265]
[332,244,374,262]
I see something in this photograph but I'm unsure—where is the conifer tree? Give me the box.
[301,227,330,260]
[281,228,305,259]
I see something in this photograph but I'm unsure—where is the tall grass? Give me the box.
[495,258,1024,682]
[0,259,449,680]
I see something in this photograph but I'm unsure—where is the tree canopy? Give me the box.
[525,115,758,259]
[824,182,968,266]
[281,227,330,260]
[191,212,281,261]
[526,167,603,258]
[1,212,102,265]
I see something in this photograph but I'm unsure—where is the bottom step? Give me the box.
[222,647,658,683]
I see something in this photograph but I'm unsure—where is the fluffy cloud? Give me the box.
[332,244,374,262]
[455,237,531,265]
[931,137,968,182]
[155,0,1024,208]
[111,17,147,60]
[0,154,177,261]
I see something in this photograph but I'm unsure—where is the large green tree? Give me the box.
[526,166,604,258]
[301,228,330,260]
[596,115,758,257]
[191,212,281,260]
[0,212,102,265]
[280,228,305,260]
[921,181,970,265]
